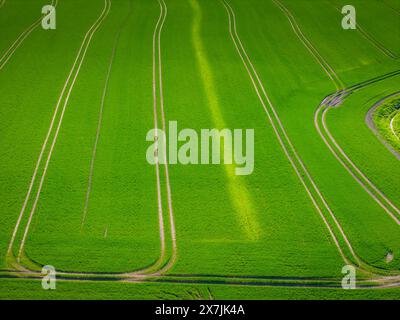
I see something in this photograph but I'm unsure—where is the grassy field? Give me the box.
[0,0,399,299]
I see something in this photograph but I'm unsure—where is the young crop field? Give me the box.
[0,0,399,300]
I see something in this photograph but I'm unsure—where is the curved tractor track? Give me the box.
[316,78,400,226]
[6,0,176,279]
[218,0,400,283]
[7,0,113,268]
[2,0,399,290]
[273,0,400,241]
[223,0,400,283]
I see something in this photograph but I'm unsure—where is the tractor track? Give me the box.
[1,268,400,289]
[7,0,112,266]
[316,86,400,226]
[390,114,399,139]
[2,0,400,290]
[272,0,400,224]
[6,0,177,279]
[390,113,400,140]
[221,0,400,279]
[81,0,134,228]
[222,0,357,269]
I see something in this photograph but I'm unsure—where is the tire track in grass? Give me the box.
[272,0,343,91]
[383,0,400,16]
[2,0,399,288]
[81,0,133,228]
[220,0,352,265]
[79,1,171,275]
[107,0,174,276]
[221,0,400,276]
[317,102,400,225]
[148,0,178,275]
[2,266,400,288]
[126,0,176,277]
[273,0,400,268]
[0,0,6,10]
[135,0,175,276]
[9,0,176,277]
[273,1,400,223]
[6,0,112,263]
[84,0,172,277]
[357,26,397,60]
[17,0,174,277]
[189,0,261,241]
[4,0,399,287]
[76,0,173,276]
[0,0,58,70]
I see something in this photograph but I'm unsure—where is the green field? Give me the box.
[0,0,399,299]
[370,95,400,154]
